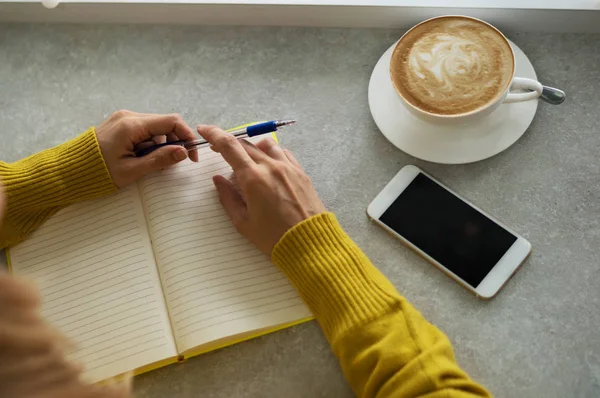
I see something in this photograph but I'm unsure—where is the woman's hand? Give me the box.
[0,274,131,398]
[97,110,198,188]
[197,124,326,255]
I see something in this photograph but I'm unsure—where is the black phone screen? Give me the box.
[379,172,517,287]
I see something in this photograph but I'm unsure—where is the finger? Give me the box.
[238,139,271,163]
[213,175,248,229]
[136,141,158,151]
[255,137,287,161]
[128,145,188,178]
[0,275,40,309]
[139,115,197,162]
[73,372,133,398]
[167,131,198,162]
[45,383,132,398]
[139,114,196,142]
[283,149,302,168]
[9,355,82,392]
[188,148,199,163]
[153,135,166,145]
[197,125,254,171]
[0,323,60,355]
[44,371,132,398]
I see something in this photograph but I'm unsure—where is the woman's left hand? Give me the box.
[0,272,131,398]
[96,110,198,188]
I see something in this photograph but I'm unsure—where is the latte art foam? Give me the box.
[409,35,489,92]
[391,17,514,116]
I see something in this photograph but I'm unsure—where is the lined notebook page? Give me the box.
[139,140,311,352]
[9,185,177,383]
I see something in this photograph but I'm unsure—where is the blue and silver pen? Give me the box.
[134,119,296,157]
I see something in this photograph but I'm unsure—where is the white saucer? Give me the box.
[368,40,538,164]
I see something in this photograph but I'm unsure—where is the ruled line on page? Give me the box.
[9,186,177,382]
[137,138,310,352]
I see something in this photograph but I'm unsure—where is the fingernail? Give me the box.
[173,148,187,161]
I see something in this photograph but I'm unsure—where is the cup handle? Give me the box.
[504,77,543,103]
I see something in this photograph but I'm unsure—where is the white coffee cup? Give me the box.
[391,15,543,125]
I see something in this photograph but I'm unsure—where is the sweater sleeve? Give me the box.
[272,212,491,398]
[0,127,116,249]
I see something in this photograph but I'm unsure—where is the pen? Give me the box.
[134,120,296,157]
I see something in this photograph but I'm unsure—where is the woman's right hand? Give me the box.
[197,125,327,255]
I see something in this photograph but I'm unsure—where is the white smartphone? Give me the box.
[367,165,531,299]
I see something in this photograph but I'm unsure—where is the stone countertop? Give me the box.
[0,24,598,398]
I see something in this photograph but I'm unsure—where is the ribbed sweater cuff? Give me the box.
[4,127,117,218]
[272,212,400,341]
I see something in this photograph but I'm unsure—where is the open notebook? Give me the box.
[8,135,312,383]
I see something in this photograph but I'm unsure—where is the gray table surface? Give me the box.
[0,24,598,398]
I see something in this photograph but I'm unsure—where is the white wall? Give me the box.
[1,1,599,32]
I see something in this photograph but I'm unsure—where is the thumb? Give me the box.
[134,145,188,176]
[213,175,247,228]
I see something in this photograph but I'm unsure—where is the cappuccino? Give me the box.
[391,16,514,116]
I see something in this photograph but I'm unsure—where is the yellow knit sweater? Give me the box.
[0,129,490,398]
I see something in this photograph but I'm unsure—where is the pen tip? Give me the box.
[274,119,296,128]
